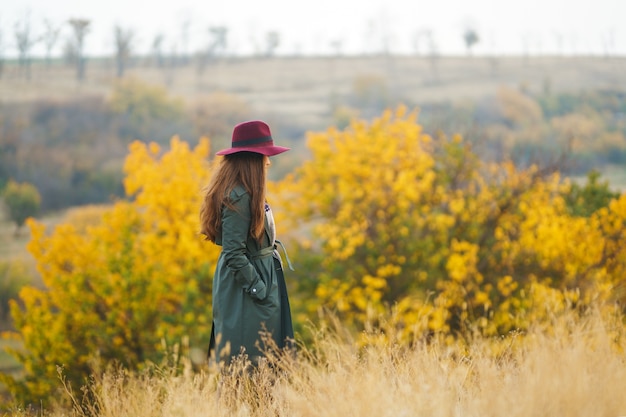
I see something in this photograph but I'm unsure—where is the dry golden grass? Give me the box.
[5,308,624,417]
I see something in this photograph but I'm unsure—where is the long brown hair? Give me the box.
[200,152,266,243]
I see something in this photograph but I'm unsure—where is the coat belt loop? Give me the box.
[275,240,295,271]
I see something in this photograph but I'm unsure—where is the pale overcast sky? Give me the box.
[2,0,624,56]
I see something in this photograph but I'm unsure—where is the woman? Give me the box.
[200,120,294,366]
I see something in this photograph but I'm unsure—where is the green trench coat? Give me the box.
[208,185,294,364]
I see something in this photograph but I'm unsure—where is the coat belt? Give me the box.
[249,240,295,271]
[249,245,275,260]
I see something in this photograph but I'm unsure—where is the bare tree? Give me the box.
[379,14,394,56]
[208,26,228,57]
[14,13,37,79]
[522,33,532,63]
[165,40,179,85]
[114,25,134,77]
[179,17,192,66]
[463,28,479,56]
[363,19,377,55]
[0,25,5,79]
[427,32,440,83]
[68,18,90,81]
[151,33,165,68]
[42,19,62,68]
[569,33,579,55]
[329,39,343,56]
[601,28,615,59]
[265,31,280,57]
[552,31,563,56]
[412,29,432,56]
[412,27,439,80]
[196,25,228,76]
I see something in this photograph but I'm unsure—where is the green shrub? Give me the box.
[563,170,620,217]
[0,261,29,325]
[1,180,41,235]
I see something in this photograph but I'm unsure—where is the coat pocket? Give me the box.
[249,259,275,303]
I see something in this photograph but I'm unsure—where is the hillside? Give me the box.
[2,55,625,130]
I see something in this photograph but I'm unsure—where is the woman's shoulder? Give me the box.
[228,184,249,202]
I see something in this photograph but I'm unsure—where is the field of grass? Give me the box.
[2,308,624,416]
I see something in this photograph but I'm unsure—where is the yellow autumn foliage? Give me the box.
[1,137,219,405]
[274,106,625,343]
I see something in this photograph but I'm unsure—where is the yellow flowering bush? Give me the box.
[275,106,625,343]
[1,138,219,405]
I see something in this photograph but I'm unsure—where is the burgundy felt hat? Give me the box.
[216,120,290,156]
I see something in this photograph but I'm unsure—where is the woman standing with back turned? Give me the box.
[200,120,294,366]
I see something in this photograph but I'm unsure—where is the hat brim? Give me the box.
[215,145,290,156]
